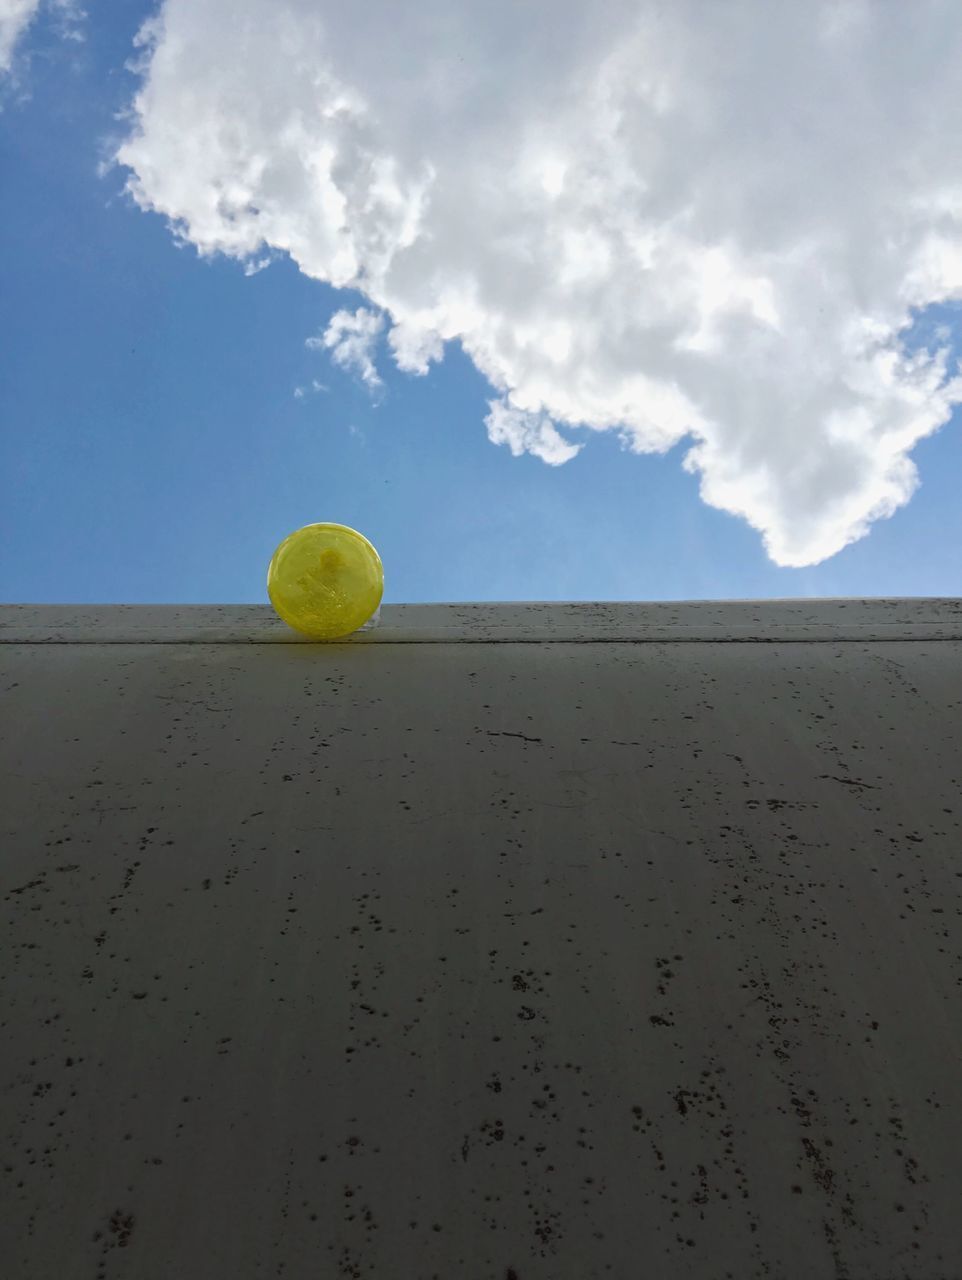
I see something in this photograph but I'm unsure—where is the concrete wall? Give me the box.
[2,600,961,1280]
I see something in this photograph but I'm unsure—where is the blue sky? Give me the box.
[2,2,961,604]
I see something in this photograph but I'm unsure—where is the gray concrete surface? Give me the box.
[3,597,962,643]
[2,599,961,1280]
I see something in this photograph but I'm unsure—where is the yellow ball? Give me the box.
[267,523,384,640]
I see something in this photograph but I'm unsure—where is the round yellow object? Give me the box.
[267,523,383,640]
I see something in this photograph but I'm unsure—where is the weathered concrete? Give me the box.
[2,600,961,1280]
[3,596,962,643]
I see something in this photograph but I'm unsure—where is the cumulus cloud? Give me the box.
[116,0,962,566]
[307,306,384,390]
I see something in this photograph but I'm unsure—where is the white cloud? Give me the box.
[387,319,444,376]
[0,0,40,72]
[485,400,582,467]
[243,253,273,276]
[0,0,84,75]
[116,0,962,567]
[307,306,384,390]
